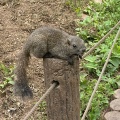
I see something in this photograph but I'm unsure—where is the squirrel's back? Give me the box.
[30,26,68,38]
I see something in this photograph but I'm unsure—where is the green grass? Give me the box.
[67,0,120,119]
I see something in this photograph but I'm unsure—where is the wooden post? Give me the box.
[43,57,80,120]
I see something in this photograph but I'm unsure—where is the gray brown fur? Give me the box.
[14,26,86,99]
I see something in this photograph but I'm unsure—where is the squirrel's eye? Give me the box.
[73,44,77,48]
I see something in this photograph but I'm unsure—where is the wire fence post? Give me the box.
[43,57,80,120]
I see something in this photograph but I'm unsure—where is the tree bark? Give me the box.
[43,58,80,120]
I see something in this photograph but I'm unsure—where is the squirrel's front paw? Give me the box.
[68,58,74,65]
[14,82,33,100]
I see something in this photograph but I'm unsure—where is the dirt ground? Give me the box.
[0,0,79,119]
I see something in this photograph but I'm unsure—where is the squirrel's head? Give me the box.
[67,36,86,59]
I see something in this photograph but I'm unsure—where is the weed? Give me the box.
[0,62,14,90]
[68,0,120,119]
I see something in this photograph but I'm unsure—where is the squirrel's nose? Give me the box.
[82,48,86,53]
[78,48,86,54]
[80,48,86,54]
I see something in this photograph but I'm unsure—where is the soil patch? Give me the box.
[0,0,78,119]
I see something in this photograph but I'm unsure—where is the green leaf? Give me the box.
[110,57,120,67]
[0,63,11,75]
[75,28,81,31]
[84,55,97,62]
[84,62,97,69]
[4,77,12,82]
[0,84,5,88]
[112,44,120,56]
[117,81,120,87]
[8,81,14,85]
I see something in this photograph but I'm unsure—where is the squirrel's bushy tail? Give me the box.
[14,49,33,99]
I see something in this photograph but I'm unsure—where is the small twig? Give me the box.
[83,21,120,58]
[22,82,58,120]
[81,28,120,120]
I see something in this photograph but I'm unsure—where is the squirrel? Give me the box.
[14,26,86,99]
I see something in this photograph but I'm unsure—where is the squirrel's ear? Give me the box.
[66,39,71,45]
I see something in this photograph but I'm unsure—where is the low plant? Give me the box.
[69,0,120,119]
[80,72,118,120]
[0,62,14,91]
